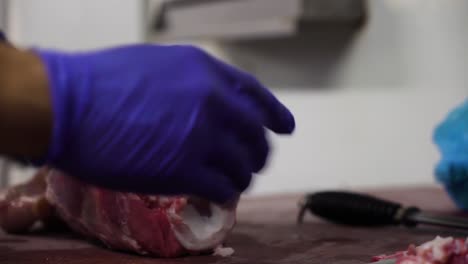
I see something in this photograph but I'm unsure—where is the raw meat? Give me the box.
[372,236,468,264]
[0,168,237,258]
[0,167,59,233]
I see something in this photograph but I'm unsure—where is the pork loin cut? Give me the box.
[373,236,468,264]
[0,168,56,233]
[0,168,237,257]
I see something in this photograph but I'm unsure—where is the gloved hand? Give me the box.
[33,44,295,204]
[433,99,468,209]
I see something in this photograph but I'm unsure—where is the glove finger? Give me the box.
[220,64,295,134]
[206,133,254,192]
[209,91,262,139]
[183,168,239,205]
[251,131,270,173]
[210,94,270,173]
[242,76,295,134]
[206,56,295,134]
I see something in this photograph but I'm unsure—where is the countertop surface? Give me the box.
[2,186,467,264]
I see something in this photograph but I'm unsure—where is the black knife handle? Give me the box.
[304,191,410,226]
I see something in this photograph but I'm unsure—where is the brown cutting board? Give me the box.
[1,186,465,264]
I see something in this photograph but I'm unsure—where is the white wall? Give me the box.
[4,0,468,195]
[8,0,143,49]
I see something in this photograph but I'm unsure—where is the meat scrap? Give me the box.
[0,168,237,258]
[372,236,468,264]
[212,245,235,257]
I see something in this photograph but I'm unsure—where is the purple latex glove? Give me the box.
[34,44,295,204]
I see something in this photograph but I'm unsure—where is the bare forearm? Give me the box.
[0,43,52,159]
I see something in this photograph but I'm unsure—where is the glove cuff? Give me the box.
[433,99,468,210]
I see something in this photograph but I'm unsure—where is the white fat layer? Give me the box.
[417,236,453,262]
[171,200,236,251]
[121,235,143,252]
[180,204,224,240]
[17,196,41,204]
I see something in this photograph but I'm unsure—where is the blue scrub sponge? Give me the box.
[433,99,468,209]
